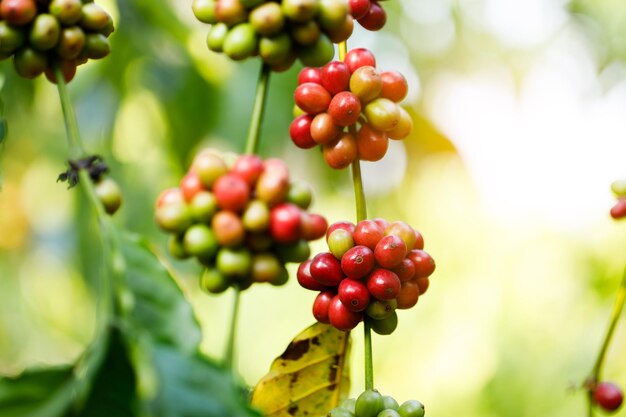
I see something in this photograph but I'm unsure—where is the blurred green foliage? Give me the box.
[1,0,626,416]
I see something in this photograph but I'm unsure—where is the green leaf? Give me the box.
[251,323,351,417]
[0,366,75,417]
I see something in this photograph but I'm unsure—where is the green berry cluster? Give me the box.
[191,0,353,71]
[0,0,113,82]
[155,149,328,293]
[610,180,626,220]
[329,389,425,417]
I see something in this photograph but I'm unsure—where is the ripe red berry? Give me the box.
[328,295,363,331]
[310,252,345,286]
[298,67,322,85]
[213,173,250,212]
[328,91,362,127]
[379,71,408,103]
[341,245,375,279]
[269,203,302,244]
[323,132,358,170]
[321,61,351,95]
[358,0,386,31]
[354,220,385,250]
[357,123,389,162]
[1,0,37,25]
[338,278,370,312]
[610,198,626,219]
[326,221,356,241]
[180,172,205,202]
[311,112,342,145]
[298,259,328,291]
[231,154,264,186]
[366,268,401,300]
[344,48,376,74]
[374,234,408,268]
[294,82,332,114]
[313,291,335,324]
[413,229,425,250]
[416,277,430,295]
[593,382,624,412]
[301,213,328,241]
[290,114,317,149]
[396,281,419,309]
[392,258,416,282]
[373,217,390,231]
[386,221,417,250]
[408,249,436,278]
[349,0,371,20]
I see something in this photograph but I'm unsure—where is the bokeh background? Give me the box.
[1,1,626,416]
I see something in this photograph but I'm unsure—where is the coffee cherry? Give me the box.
[328,91,362,127]
[259,33,292,65]
[56,27,86,59]
[189,191,218,222]
[396,281,419,309]
[295,82,332,114]
[0,22,25,54]
[611,180,626,197]
[311,112,342,145]
[281,0,318,23]
[326,14,354,43]
[1,0,37,26]
[358,1,386,31]
[184,224,219,259]
[251,252,282,283]
[416,277,429,295]
[212,210,245,247]
[269,203,302,243]
[275,239,311,263]
[291,21,321,46]
[354,220,385,250]
[338,278,370,312]
[298,66,323,85]
[366,299,396,320]
[168,235,189,260]
[350,66,383,103]
[287,180,313,209]
[387,107,413,140]
[216,247,252,277]
[398,400,425,417]
[156,203,193,233]
[310,252,345,286]
[366,268,401,300]
[610,198,626,220]
[313,290,335,323]
[357,123,388,162]
[391,258,416,282]
[192,0,217,24]
[329,407,354,417]
[364,98,400,131]
[207,22,228,52]
[321,61,351,95]
[328,295,362,331]
[382,396,399,411]
[326,221,356,241]
[82,33,111,59]
[201,268,230,294]
[341,245,375,279]
[369,311,397,335]
[49,0,82,25]
[339,398,357,413]
[385,221,417,250]
[593,382,623,412]
[356,389,384,417]
[13,47,47,79]
[349,0,371,20]
[290,114,317,149]
[298,259,327,291]
[94,177,122,215]
[44,59,77,84]
[80,3,113,32]
[323,132,358,170]
[249,2,284,36]
[373,217,390,231]
[215,0,247,26]
[213,173,250,212]
[328,228,355,259]
[317,0,350,31]
[407,249,436,278]
[374,235,407,268]
[344,47,376,73]
[298,34,334,67]
[231,154,264,186]
[256,169,290,206]
[301,213,328,240]
[380,70,408,102]
[223,23,257,61]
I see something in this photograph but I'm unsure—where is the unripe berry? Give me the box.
[281,0,318,22]
[327,228,355,259]
[216,247,252,277]
[200,268,230,294]
[387,107,413,140]
[184,224,219,259]
[398,400,425,417]
[49,0,82,25]
[350,66,382,103]
[249,2,284,36]
[298,34,334,67]
[355,389,384,417]
[215,0,247,26]
[192,0,218,24]
[223,23,257,61]
[364,98,401,131]
[369,311,397,335]
[94,177,122,215]
[326,221,356,241]
[212,210,245,247]
[291,21,321,46]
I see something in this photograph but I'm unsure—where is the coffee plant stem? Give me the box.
[224,285,241,369]
[587,266,626,416]
[53,63,86,159]
[245,64,271,155]
[54,62,119,342]
[339,39,374,390]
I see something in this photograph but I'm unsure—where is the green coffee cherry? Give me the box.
[242,200,270,232]
[190,191,218,222]
[79,3,112,32]
[339,398,357,413]
[183,224,219,259]
[94,177,122,215]
[317,0,349,31]
[168,235,190,259]
[216,247,252,277]
[251,252,282,283]
[56,26,85,59]
[269,265,289,286]
[13,47,47,79]
[82,33,111,59]
[249,2,284,36]
[290,20,320,46]
[259,33,291,66]
[239,0,264,7]
[355,389,384,417]
[287,180,313,209]
[275,239,310,263]
[377,410,400,417]
[223,23,257,61]
[366,299,397,320]
[200,268,230,294]
[382,396,399,411]
[370,311,398,335]
[327,229,354,259]
[0,22,25,54]
[298,34,334,67]
[611,180,626,197]
[281,0,318,22]
[29,14,61,51]
[207,23,229,52]
[49,0,83,25]
[329,408,355,417]
[398,400,425,417]
[156,203,193,234]
[192,0,217,24]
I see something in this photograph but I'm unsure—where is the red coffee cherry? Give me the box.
[301,213,328,241]
[310,252,345,286]
[391,258,416,282]
[321,61,351,95]
[408,249,436,278]
[180,172,205,202]
[294,82,332,114]
[313,291,335,324]
[290,114,317,149]
[298,259,328,291]
[213,173,250,212]
[374,234,407,268]
[416,277,430,295]
[396,281,419,309]
[328,295,363,331]
[366,268,401,300]
[353,219,385,250]
[610,198,626,220]
[311,112,342,145]
[269,203,302,244]
[338,278,370,312]
[231,154,264,186]
[323,132,357,170]
[328,91,362,127]
[593,382,624,412]
[326,221,356,241]
[358,0,386,31]
[348,0,371,19]
[341,245,375,279]
[380,70,408,102]
[211,210,245,247]
[344,47,376,74]
[298,67,323,85]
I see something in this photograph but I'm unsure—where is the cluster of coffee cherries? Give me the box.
[290,48,412,169]
[297,218,434,332]
[591,381,623,413]
[610,180,626,220]
[0,0,113,82]
[155,150,328,293]
[328,389,425,417]
[192,0,352,71]
[348,0,387,31]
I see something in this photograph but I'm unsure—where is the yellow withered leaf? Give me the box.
[251,323,351,417]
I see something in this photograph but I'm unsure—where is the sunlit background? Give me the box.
[1,0,626,416]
